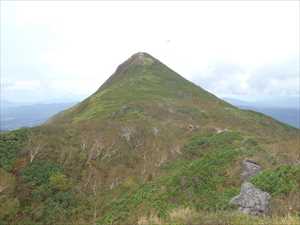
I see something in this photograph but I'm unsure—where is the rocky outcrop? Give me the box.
[230,182,271,215]
[230,159,270,215]
[241,159,261,181]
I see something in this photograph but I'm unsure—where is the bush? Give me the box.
[183,131,242,157]
[20,160,78,224]
[21,160,63,186]
[49,173,72,191]
[251,165,300,196]
[183,136,209,157]
[0,197,19,222]
[0,128,28,171]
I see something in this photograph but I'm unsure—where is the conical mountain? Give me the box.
[1,53,299,225]
[50,52,296,139]
[51,52,228,124]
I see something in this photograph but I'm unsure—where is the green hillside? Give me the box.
[1,53,299,225]
[50,52,225,123]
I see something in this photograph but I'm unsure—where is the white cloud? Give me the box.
[1,1,299,103]
[4,80,41,91]
[191,57,299,98]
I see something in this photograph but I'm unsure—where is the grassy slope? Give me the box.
[1,53,299,225]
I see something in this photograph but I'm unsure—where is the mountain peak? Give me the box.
[97,52,158,92]
[124,52,155,66]
[50,52,221,123]
[131,51,151,59]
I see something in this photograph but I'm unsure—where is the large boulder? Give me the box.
[241,159,261,181]
[230,182,271,215]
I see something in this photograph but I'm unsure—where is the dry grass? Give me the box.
[263,138,300,165]
[270,191,300,216]
[137,214,162,225]
[169,207,197,221]
[0,168,15,194]
[137,208,300,225]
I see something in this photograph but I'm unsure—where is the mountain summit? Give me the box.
[1,53,299,225]
[98,52,158,90]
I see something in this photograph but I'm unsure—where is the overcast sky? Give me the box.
[1,1,299,104]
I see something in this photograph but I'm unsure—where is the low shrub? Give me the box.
[21,160,63,186]
[0,128,28,171]
[251,165,300,196]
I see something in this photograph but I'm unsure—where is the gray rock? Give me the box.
[230,182,271,215]
[241,160,261,181]
[120,127,134,142]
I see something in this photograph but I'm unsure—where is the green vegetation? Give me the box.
[16,161,80,225]
[98,132,248,224]
[251,165,300,196]
[21,160,63,186]
[183,131,242,157]
[98,130,299,225]
[0,128,28,171]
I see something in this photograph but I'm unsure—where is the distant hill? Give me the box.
[237,106,299,129]
[224,96,299,109]
[1,53,299,225]
[0,102,76,131]
[224,98,300,128]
